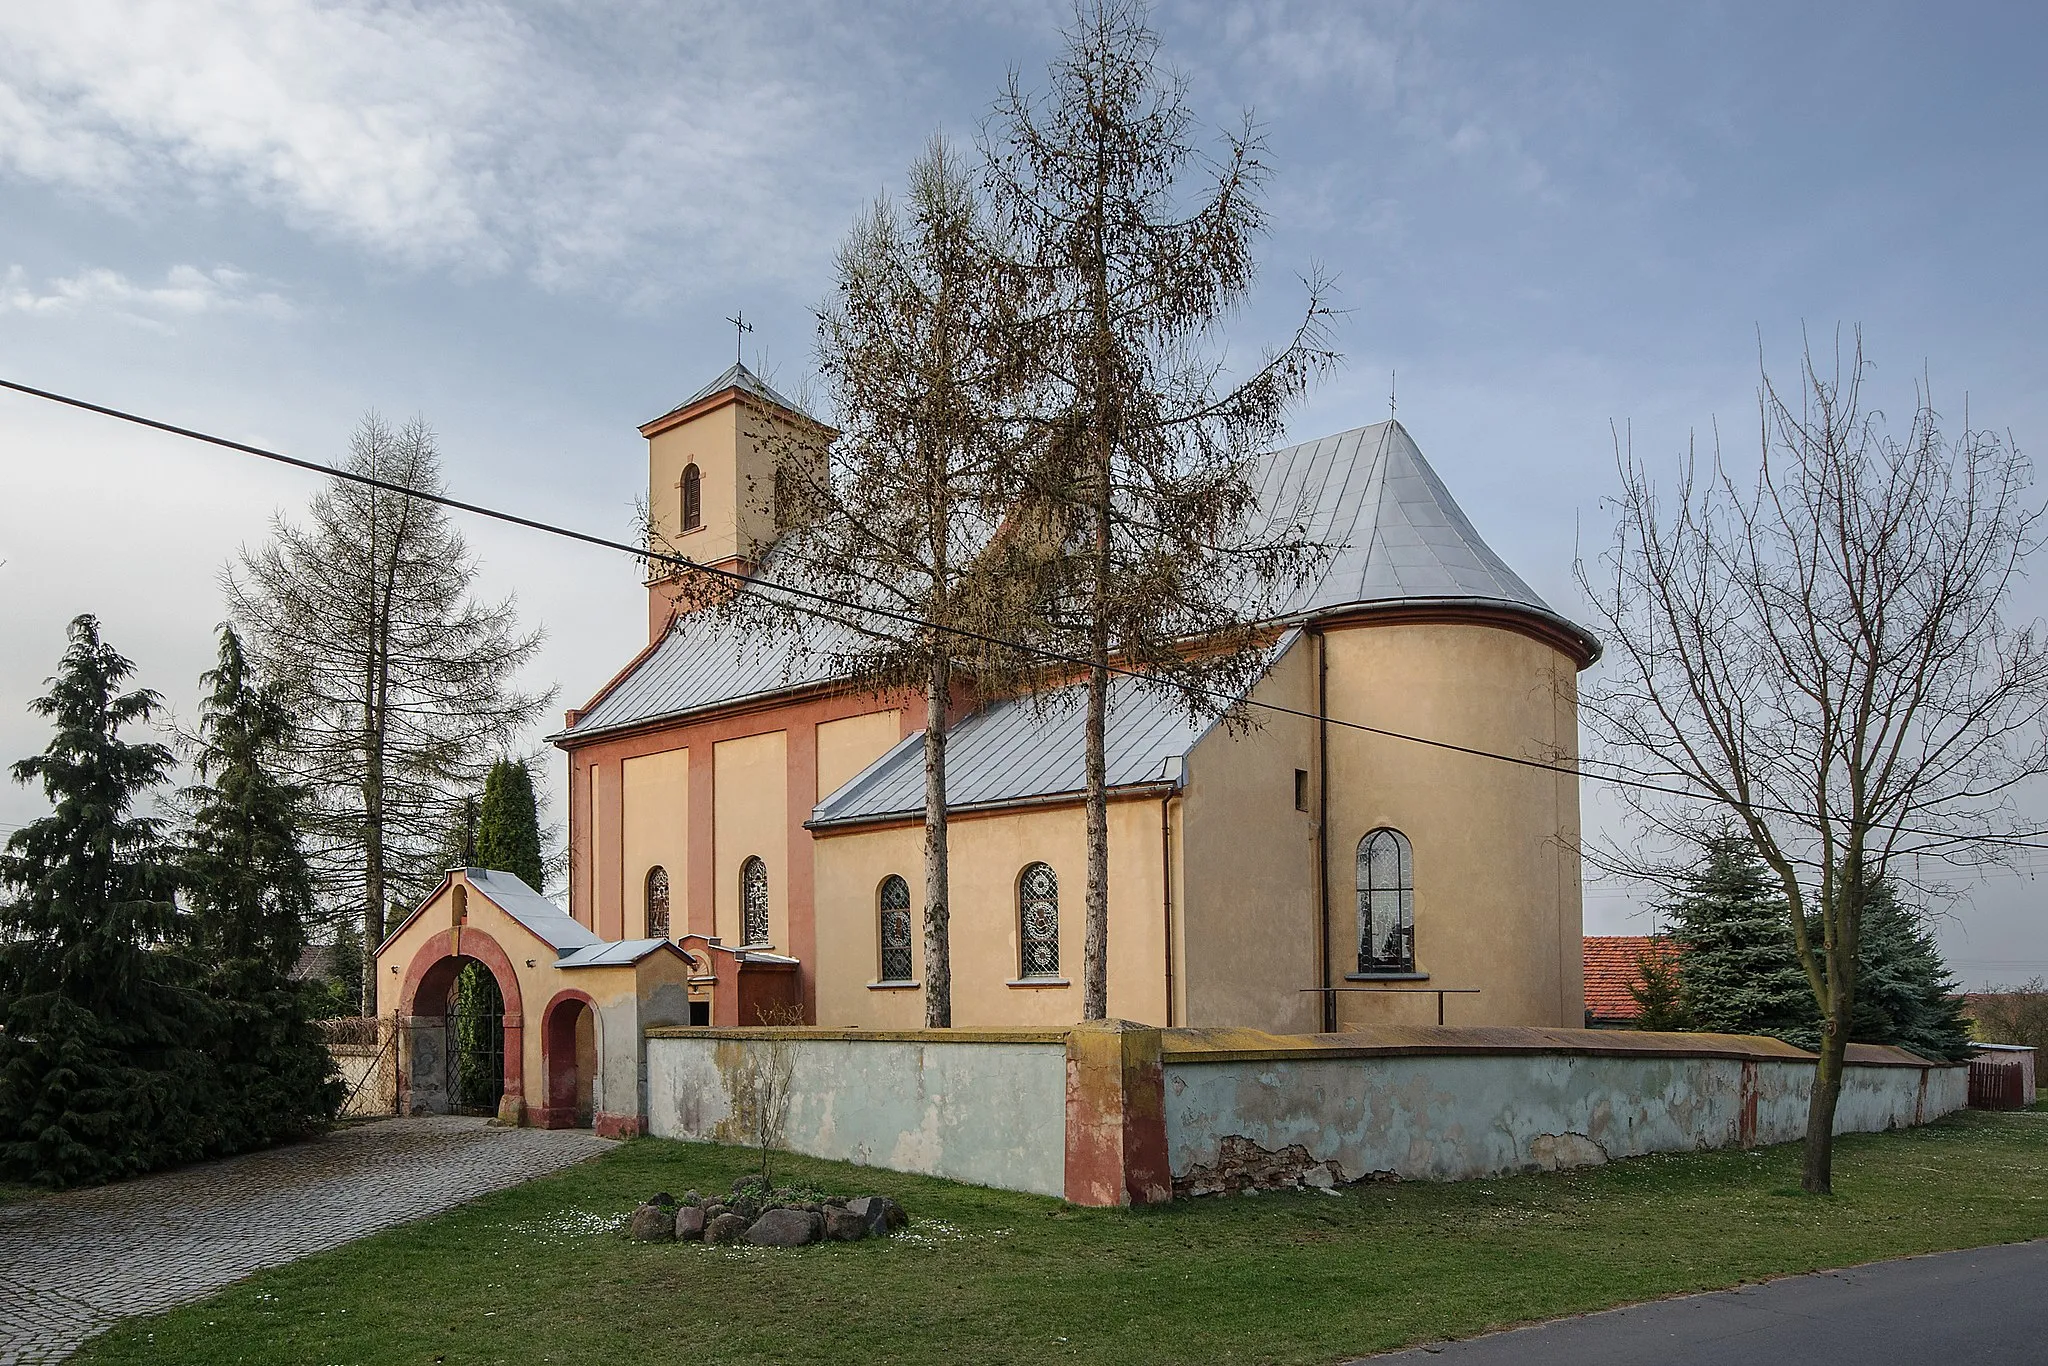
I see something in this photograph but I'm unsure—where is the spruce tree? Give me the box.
[0,615,211,1186]
[474,758,543,889]
[1787,878,1975,1062]
[1661,835,1817,1041]
[1627,941,1689,1031]
[182,625,343,1150]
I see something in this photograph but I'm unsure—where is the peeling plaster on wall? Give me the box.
[646,1034,1067,1196]
[1175,1135,1350,1197]
[1163,1053,1966,1187]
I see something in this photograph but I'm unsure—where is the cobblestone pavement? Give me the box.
[0,1117,614,1365]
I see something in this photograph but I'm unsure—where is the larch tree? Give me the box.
[1583,332,2048,1192]
[181,624,342,1149]
[983,0,1337,1018]
[740,137,1035,1027]
[0,615,209,1186]
[226,414,553,1014]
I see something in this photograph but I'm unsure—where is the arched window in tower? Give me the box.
[1356,829,1415,974]
[681,463,702,532]
[645,865,670,940]
[1018,862,1060,979]
[740,855,769,945]
[878,875,913,983]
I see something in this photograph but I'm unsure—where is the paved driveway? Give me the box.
[1362,1238,2048,1364]
[0,1116,613,1365]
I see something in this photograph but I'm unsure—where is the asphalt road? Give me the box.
[1360,1239,2048,1364]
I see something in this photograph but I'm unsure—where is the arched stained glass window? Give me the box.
[681,463,702,532]
[878,875,913,982]
[645,866,670,940]
[1018,862,1060,979]
[740,855,770,945]
[1356,829,1415,973]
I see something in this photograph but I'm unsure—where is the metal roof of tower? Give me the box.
[644,361,807,430]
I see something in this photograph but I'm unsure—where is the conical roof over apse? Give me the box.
[1252,419,1599,662]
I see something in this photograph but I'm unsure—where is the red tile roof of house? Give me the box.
[1584,935,1678,1023]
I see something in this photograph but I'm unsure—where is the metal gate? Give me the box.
[446,963,506,1116]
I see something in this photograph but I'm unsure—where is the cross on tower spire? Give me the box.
[725,310,753,365]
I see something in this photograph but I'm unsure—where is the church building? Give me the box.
[550,363,1600,1036]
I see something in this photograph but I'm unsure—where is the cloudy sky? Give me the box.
[3,1,2045,984]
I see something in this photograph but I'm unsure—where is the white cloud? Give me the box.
[0,263,292,329]
[0,0,934,300]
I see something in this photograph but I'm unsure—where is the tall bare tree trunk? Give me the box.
[922,652,953,1028]
[1802,871,1862,1193]
[1082,425,1112,1020]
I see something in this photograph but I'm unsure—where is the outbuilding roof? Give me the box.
[464,868,602,953]
[560,417,1593,745]
[555,938,684,968]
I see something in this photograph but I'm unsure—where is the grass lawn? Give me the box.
[79,1106,2048,1366]
[0,1182,37,1207]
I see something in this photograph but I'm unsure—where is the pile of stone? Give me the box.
[626,1178,908,1247]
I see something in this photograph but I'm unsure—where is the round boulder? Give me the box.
[627,1204,676,1243]
[744,1208,823,1247]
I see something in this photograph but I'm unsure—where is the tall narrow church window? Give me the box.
[740,856,770,945]
[681,463,702,532]
[878,875,913,982]
[1018,862,1060,978]
[645,865,670,940]
[1356,829,1415,973]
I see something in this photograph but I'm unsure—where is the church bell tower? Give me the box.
[637,361,827,643]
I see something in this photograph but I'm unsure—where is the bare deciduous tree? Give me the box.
[226,414,554,1012]
[735,139,1035,1028]
[1582,332,2048,1193]
[984,0,1337,1018]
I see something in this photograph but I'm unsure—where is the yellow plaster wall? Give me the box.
[815,710,903,800]
[1319,621,1583,1028]
[1177,637,1321,1033]
[622,748,689,939]
[714,730,788,949]
[812,799,1170,1028]
[648,403,741,566]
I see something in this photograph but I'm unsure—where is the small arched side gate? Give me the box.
[538,989,600,1129]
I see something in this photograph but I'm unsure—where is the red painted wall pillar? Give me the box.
[1064,1019,1173,1207]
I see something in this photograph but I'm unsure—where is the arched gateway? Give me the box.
[397,926,527,1123]
[375,867,718,1135]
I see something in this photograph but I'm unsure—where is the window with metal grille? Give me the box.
[681,463,702,531]
[740,855,769,945]
[878,875,913,982]
[645,865,670,939]
[1018,862,1060,978]
[1356,829,1415,973]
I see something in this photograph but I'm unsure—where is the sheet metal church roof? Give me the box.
[809,664,1240,828]
[561,419,1593,745]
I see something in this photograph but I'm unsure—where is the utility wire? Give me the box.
[10,373,2048,855]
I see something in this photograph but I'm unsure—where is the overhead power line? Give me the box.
[8,373,2048,856]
